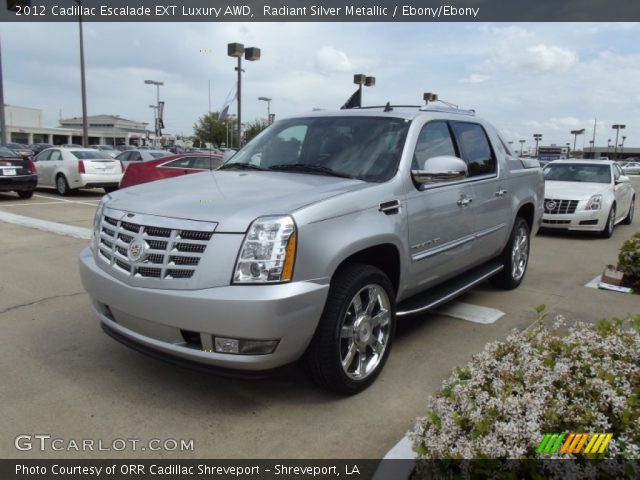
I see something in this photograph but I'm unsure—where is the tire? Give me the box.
[600,206,616,238]
[490,217,530,290]
[305,264,396,395]
[622,197,634,225]
[104,186,118,194]
[55,174,71,196]
[17,190,34,199]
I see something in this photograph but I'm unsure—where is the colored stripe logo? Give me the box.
[537,433,613,455]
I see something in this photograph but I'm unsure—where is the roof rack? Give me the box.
[357,105,422,110]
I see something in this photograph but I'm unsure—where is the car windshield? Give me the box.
[0,146,21,158]
[224,116,410,182]
[543,163,611,184]
[71,150,112,160]
[149,152,169,158]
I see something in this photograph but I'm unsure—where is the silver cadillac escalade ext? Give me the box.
[79,103,544,394]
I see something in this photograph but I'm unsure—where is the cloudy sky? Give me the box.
[1,21,639,149]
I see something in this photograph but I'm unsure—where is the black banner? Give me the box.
[1,0,639,22]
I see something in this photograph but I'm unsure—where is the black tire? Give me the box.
[17,190,34,199]
[55,174,71,196]
[600,206,616,238]
[104,186,118,194]
[622,197,634,225]
[490,217,530,290]
[305,264,396,395]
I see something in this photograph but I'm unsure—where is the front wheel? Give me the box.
[305,264,396,395]
[600,206,616,238]
[490,217,530,290]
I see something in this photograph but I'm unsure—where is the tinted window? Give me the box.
[192,157,222,170]
[412,121,456,170]
[543,163,611,184]
[450,122,496,176]
[71,150,111,159]
[0,146,21,158]
[164,157,192,168]
[36,150,51,161]
[149,152,169,159]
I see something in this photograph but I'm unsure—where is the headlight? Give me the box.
[233,215,297,284]
[90,195,109,253]
[586,194,602,210]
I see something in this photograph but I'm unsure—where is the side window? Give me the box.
[450,122,496,177]
[163,157,193,168]
[49,150,62,161]
[412,121,456,170]
[117,152,131,161]
[191,157,222,170]
[613,165,621,180]
[37,151,51,161]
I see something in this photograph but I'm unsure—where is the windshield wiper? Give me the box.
[268,163,355,179]
[219,163,266,171]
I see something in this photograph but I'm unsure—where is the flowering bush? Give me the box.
[618,232,640,291]
[411,310,639,475]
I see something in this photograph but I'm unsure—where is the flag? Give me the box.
[340,88,361,109]
[218,83,237,121]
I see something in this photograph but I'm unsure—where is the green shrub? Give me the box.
[618,232,640,290]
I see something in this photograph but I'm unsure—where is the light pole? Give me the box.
[258,96,272,123]
[607,139,612,156]
[533,134,542,158]
[566,142,571,157]
[570,129,585,158]
[519,139,525,156]
[353,74,375,107]
[588,140,594,158]
[228,43,260,147]
[144,79,163,146]
[72,0,89,146]
[621,135,626,158]
[612,124,625,160]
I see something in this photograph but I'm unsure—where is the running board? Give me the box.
[396,262,503,318]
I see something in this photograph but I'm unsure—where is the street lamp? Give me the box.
[353,74,375,107]
[258,96,272,123]
[72,0,89,146]
[519,140,526,156]
[612,124,626,160]
[144,79,163,146]
[533,133,542,158]
[228,42,260,147]
[588,140,594,158]
[621,135,627,158]
[570,129,585,158]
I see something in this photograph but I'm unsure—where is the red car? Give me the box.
[119,153,223,189]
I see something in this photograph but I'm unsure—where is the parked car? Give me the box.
[34,147,123,195]
[621,162,640,175]
[120,153,223,189]
[29,143,54,154]
[116,145,135,152]
[90,145,119,158]
[541,160,635,237]
[3,143,34,159]
[61,144,84,148]
[115,149,171,170]
[79,103,544,394]
[0,146,37,198]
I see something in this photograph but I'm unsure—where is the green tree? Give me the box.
[243,118,271,143]
[193,112,236,147]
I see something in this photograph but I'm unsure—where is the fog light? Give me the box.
[213,337,279,355]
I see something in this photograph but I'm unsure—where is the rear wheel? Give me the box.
[490,217,530,290]
[17,190,34,199]
[55,174,71,196]
[600,206,616,238]
[305,264,396,395]
[622,197,634,225]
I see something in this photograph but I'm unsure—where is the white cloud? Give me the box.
[314,46,353,74]
[522,44,577,73]
[461,74,490,83]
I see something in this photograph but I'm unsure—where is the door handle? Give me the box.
[457,196,473,207]
[495,188,508,198]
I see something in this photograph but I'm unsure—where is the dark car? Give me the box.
[3,143,34,159]
[119,153,223,188]
[29,143,54,154]
[0,146,38,198]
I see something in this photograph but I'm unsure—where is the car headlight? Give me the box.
[233,215,297,284]
[586,194,602,210]
[90,195,109,253]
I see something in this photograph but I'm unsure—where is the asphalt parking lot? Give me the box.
[1,181,639,459]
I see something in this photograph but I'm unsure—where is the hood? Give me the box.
[544,181,607,199]
[108,170,368,232]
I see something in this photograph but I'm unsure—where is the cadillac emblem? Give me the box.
[545,201,557,211]
[127,237,145,262]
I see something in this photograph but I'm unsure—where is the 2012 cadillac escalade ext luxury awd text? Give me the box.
[79,104,544,394]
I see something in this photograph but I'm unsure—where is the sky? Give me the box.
[1,21,639,150]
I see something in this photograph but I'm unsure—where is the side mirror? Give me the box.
[616,175,630,184]
[411,155,468,186]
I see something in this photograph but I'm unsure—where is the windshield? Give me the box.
[225,116,410,182]
[0,146,21,158]
[71,150,113,160]
[544,163,611,184]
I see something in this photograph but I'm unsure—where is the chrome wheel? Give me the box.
[339,284,391,381]
[511,224,529,282]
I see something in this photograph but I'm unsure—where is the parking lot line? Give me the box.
[0,210,92,240]
[33,193,101,207]
[0,201,67,207]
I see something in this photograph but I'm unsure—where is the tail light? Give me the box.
[27,158,37,174]
[78,160,86,173]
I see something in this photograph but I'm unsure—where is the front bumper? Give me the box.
[541,209,607,231]
[0,174,37,191]
[79,247,330,371]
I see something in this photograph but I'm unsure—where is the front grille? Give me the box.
[97,213,214,280]
[544,199,579,215]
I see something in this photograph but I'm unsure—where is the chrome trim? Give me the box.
[411,223,506,262]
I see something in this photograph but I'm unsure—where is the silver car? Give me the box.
[115,149,171,170]
[34,147,123,195]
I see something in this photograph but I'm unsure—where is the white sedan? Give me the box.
[34,147,124,195]
[542,160,635,238]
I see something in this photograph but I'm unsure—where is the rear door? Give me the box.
[35,149,57,186]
